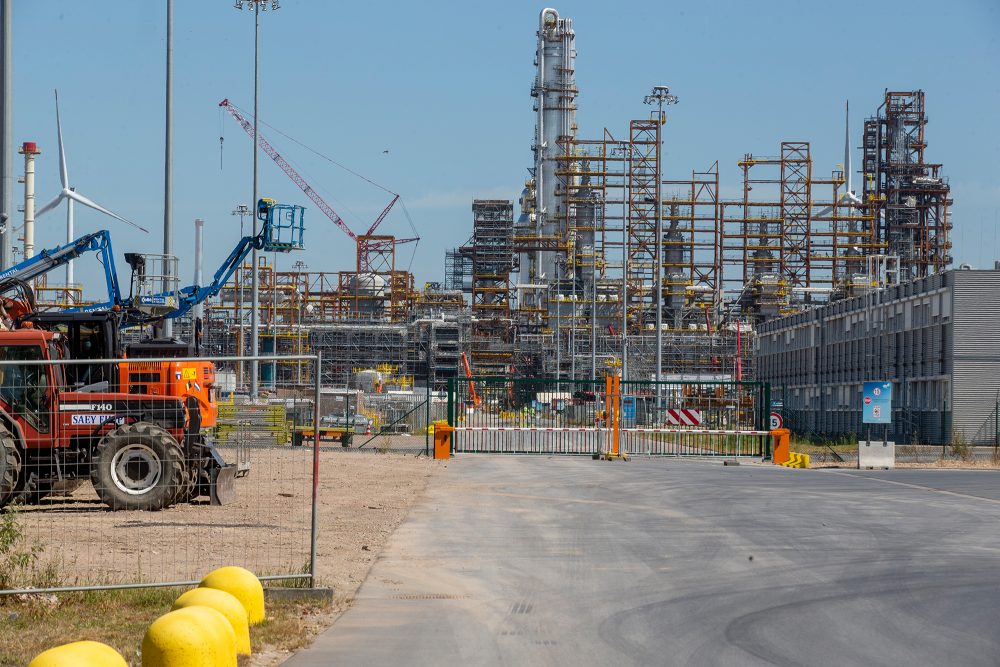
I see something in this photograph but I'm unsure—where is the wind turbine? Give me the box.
[35,90,147,291]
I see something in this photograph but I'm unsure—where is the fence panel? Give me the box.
[448,376,770,457]
[0,353,320,595]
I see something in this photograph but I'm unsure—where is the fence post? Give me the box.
[310,352,321,586]
[424,366,431,457]
[447,377,455,453]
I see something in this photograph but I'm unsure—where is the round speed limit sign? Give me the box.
[769,412,783,430]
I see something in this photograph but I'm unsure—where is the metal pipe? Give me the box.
[0,0,11,270]
[591,209,597,382]
[622,143,629,382]
[193,218,204,320]
[163,0,173,338]
[534,9,549,285]
[0,573,308,597]
[310,350,321,585]
[250,2,260,397]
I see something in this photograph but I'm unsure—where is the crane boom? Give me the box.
[366,194,399,236]
[219,99,357,242]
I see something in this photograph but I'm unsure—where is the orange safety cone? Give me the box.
[365,423,372,436]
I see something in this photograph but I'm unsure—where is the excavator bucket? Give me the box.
[210,464,238,506]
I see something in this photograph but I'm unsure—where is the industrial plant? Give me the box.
[7,8,992,445]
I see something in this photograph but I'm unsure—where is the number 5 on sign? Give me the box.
[769,412,783,430]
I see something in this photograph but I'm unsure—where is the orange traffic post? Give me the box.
[611,374,621,457]
[434,424,454,459]
[771,427,790,465]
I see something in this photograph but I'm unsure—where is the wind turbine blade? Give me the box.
[66,190,149,233]
[54,90,69,189]
[35,193,65,218]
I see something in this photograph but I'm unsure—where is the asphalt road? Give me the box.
[287,457,1000,666]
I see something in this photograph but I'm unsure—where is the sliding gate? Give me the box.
[447,377,772,458]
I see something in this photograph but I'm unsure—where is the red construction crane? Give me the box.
[219,99,414,243]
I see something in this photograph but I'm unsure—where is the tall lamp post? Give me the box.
[234,0,280,398]
[643,85,678,400]
[232,203,251,386]
[163,0,174,338]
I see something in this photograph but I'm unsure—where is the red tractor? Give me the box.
[0,329,235,511]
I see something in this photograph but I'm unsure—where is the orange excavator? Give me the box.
[460,352,481,408]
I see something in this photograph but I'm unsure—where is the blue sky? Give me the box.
[9,1,1000,296]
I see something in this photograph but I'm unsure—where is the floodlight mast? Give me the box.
[642,85,678,399]
[231,0,281,397]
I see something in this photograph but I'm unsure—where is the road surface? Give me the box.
[287,456,1000,666]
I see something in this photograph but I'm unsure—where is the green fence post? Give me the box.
[447,377,454,427]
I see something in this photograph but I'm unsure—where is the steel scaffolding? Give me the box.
[862,90,953,280]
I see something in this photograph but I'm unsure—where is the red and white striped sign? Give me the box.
[665,408,703,426]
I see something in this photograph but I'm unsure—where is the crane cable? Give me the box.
[255,116,397,197]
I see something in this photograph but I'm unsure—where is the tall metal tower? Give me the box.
[862,90,953,280]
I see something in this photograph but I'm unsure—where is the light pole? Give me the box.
[0,0,12,271]
[163,0,173,339]
[643,85,678,398]
[234,0,280,398]
[232,203,251,386]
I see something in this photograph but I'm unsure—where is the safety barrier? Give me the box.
[29,565,265,666]
[779,452,811,468]
[447,376,772,457]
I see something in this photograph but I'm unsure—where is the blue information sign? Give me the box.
[622,396,636,420]
[862,381,892,425]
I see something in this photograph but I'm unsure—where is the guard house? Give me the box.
[755,268,1000,445]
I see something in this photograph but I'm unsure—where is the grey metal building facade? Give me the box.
[756,269,1000,445]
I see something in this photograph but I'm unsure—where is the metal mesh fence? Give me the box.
[0,353,320,594]
[447,376,771,456]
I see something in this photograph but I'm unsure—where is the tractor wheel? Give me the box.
[11,469,52,505]
[174,465,199,504]
[91,423,185,511]
[0,426,21,507]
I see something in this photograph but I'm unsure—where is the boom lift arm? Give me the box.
[161,227,263,321]
[0,230,125,311]
[154,198,305,321]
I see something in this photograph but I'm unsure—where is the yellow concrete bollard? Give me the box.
[200,565,266,625]
[141,606,237,667]
[29,640,128,667]
[173,587,251,656]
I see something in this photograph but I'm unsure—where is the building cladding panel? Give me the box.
[756,269,1000,445]
[951,270,1000,442]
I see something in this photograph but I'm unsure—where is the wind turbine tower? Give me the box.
[35,90,146,294]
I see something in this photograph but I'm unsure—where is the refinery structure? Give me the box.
[14,9,956,408]
[181,8,953,399]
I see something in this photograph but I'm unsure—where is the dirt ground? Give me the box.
[8,449,441,665]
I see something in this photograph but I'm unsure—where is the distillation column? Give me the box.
[528,7,577,290]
